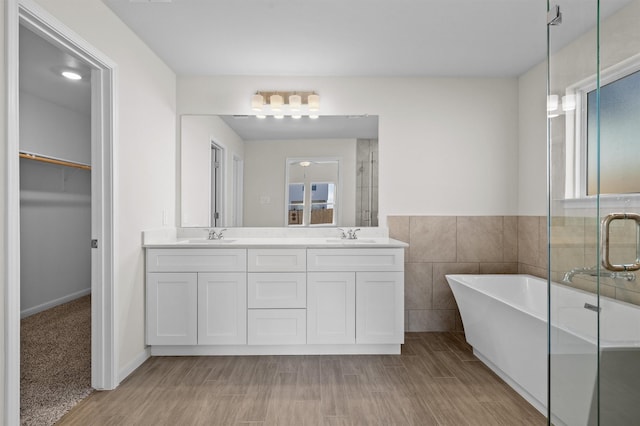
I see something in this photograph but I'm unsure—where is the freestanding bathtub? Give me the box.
[446,274,640,426]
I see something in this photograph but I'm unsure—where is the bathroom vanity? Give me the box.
[143,229,407,356]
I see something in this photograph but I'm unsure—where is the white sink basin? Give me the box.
[325,238,377,244]
[181,239,236,244]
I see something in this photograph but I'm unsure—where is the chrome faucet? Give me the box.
[562,266,636,284]
[338,228,361,240]
[207,228,227,240]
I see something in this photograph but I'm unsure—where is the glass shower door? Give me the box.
[548,1,640,424]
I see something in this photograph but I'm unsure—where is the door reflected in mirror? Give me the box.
[286,159,339,227]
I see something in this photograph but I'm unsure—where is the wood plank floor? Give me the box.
[58,333,545,425]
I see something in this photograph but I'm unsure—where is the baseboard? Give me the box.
[21,287,91,318]
[118,347,151,383]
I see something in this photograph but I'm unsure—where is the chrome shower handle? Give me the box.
[601,212,640,272]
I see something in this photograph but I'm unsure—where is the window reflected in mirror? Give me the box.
[310,183,336,225]
[287,183,304,225]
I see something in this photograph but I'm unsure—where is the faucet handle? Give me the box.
[337,228,347,239]
[218,228,228,239]
[349,228,361,239]
[207,228,216,240]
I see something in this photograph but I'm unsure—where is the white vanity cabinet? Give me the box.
[307,248,404,345]
[145,242,405,354]
[146,248,247,346]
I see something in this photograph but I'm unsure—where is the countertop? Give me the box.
[143,237,408,249]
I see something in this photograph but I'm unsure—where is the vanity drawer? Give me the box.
[247,309,307,345]
[248,249,306,272]
[248,273,306,309]
[147,249,247,272]
[307,248,404,272]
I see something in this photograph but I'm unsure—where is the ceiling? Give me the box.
[19,25,91,114]
[104,0,632,78]
[18,0,634,138]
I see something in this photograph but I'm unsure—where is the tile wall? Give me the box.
[389,214,640,332]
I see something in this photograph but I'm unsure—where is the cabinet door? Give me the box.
[198,272,247,345]
[147,273,197,345]
[307,272,355,344]
[356,272,404,344]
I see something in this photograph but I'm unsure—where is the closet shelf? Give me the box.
[19,152,91,171]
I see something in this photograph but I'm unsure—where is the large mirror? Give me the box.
[180,115,378,228]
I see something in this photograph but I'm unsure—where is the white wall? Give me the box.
[178,76,520,222]
[29,0,177,379]
[0,0,7,418]
[180,115,245,227]
[19,91,91,164]
[517,62,547,216]
[244,138,356,227]
[19,92,91,316]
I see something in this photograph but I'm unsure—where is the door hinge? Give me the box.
[91,239,98,249]
[214,212,220,219]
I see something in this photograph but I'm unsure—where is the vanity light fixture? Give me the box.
[251,94,264,111]
[250,91,320,118]
[270,94,284,111]
[308,94,320,111]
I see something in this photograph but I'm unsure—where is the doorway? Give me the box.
[18,23,93,424]
[6,1,117,424]
[211,142,223,227]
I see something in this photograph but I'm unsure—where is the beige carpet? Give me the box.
[20,295,93,426]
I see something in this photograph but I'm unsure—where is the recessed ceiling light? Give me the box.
[61,71,82,80]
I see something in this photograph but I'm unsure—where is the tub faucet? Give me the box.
[562,266,636,284]
[207,228,227,240]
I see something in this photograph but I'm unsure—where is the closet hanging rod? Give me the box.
[19,152,91,171]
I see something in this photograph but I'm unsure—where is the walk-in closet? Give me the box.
[19,24,93,425]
